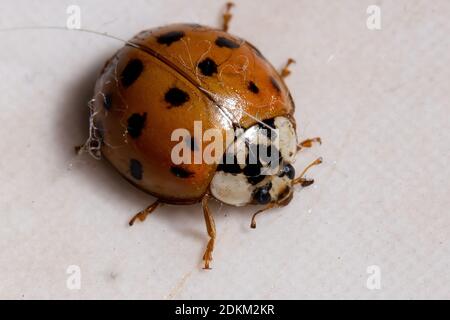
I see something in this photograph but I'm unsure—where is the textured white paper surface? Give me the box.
[0,0,449,299]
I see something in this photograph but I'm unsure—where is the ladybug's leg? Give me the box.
[250,203,277,229]
[293,178,315,188]
[129,200,161,226]
[201,194,216,270]
[280,58,296,79]
[222,2,235,32]
[293,157,322,186]
[297,137,322,151]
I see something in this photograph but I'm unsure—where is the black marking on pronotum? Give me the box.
[156,31,185,46]
[127,113,147,138]
[270,76,281,93]
[248,81,260,94]
[129,159,143,180]
[215,36,240,49]
[121,59,144,87]
[198,58,218,76]
[165,87,190,107]
[170,166,194,178]
[247,174,265,185]
[103,93,113,110]
[217,154,242,175]
[259,117,277,140]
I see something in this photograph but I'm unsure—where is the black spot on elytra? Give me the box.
[248,81,259,94]
[170,166,194,178]
[217,154,242,174]
[198,58,218,76]
[103,93,113,110]
[129,159,143,180]
[215,36,240,49]
[165,87,190,107]
[127,113,147,138]
[270,77,281,93]
[121,59,143,88]
[156,31,185,46]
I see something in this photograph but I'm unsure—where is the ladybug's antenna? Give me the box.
[293,157,323,186]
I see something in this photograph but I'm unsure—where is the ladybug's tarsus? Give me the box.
[297,137,322,151]
[280,58,296,79]
[129,200,161,226]
[295,178,315,188]
[201,194,216,270]
[222,2,235,32]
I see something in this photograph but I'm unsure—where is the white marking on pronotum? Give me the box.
[210,172,253,206]
[210,116,297,206]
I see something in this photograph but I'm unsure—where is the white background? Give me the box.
[0,0,449,299]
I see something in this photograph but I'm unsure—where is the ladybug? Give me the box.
[82,2,322,269]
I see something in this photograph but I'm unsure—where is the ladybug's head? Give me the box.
[210,116,300,207]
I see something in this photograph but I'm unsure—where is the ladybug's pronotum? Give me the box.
[82,3,322,269]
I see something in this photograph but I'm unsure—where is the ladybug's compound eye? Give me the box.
[253,184,272,205]
[280,163,295,180]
